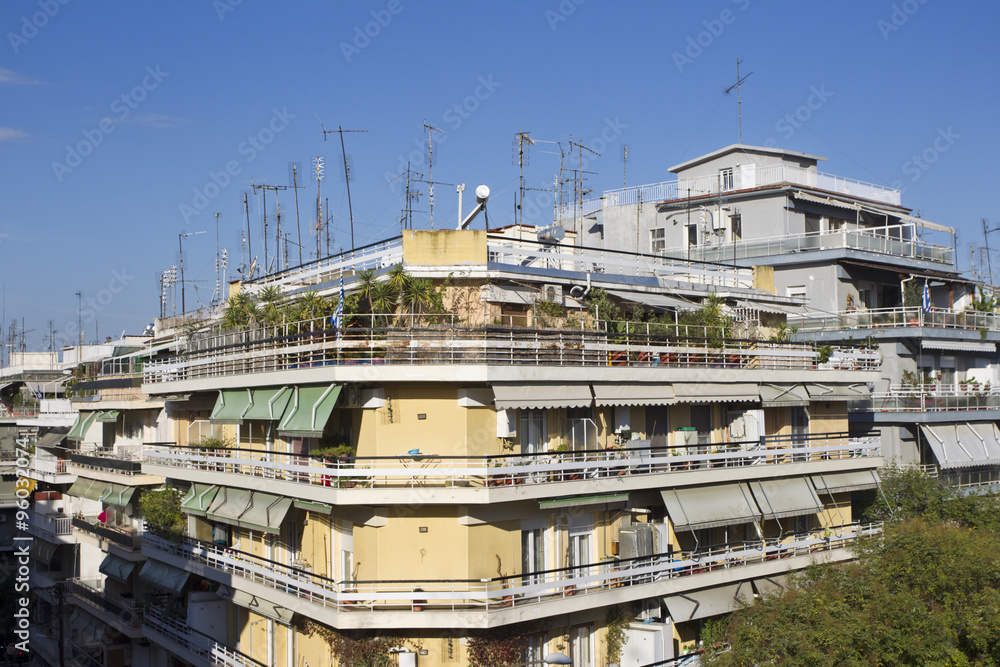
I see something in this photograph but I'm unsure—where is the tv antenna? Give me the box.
[288,162,305,266]
[514,130,535,226]
[251,181,288,273]
[178,230,206,314]
[312,156,325,260]
[569,139,600,239]
[621,144,630,188]
[724,58,753,144]
[423,121,444,229]
[983,218,1000,287]
[322,124,367,250]
[389,162,423,233]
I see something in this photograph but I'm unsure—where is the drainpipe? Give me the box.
[569,272,592,300]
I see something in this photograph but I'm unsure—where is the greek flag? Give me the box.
[331,273,345,330]
[922,280,931,313]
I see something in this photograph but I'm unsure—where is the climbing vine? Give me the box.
[604,606,632,664]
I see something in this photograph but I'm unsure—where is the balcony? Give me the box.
[143,316,877,385]
[656,224,953,266]
[143,606,265,667]
[793,307,1000,334]
[857,387,1000,413]
[72,516,143,551]
[67,578,144,634]
[599,164,903,208]
[143,433,879,495]
[143,523,880,624]
[26,456,74,484]
[69,445,144,475]
[25,510,74,542]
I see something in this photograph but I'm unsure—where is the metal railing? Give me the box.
[920,464,1000,489]
[657,224,952,265]
[143,433,879,490]
[68,578,143,628]
[31,458,68,476]
[859,388,1000,412]
[72,516,143,550]
[144,317,876,384]
[246,236,405,293]
[144,523,881,613]
[69,444,144,474]
[27,511,72,539]
[792,306,1000,333]
[143,606,265,667]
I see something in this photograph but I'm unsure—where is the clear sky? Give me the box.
[2,0,998,352]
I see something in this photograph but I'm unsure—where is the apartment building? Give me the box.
[119,229,884,666]
[582,143,999,492]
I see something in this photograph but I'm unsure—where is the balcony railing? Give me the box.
[792,306,1000,333]
[72,516,143,550]
[144,523,881,613]
[143,433,879,490]
[26,511,72,540]
[657,224,952,265]
[143,316,877,384]
[69,445,144,475]
[143,606,266,667]
[31,458,68,476]
[68,578,143,628]
[921,463,1000,488]
[857,388,1000,413]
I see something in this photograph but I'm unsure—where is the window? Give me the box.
[571,625,595,667]
[565,407,595,451]
[519,410,546,455]
[651,227,666,253]
[690,405,712,447]
[730,213,742,241]
[687,223,699,248]
[521,528,545,585]
[791,407,809,461]
[523,635,545,665]
[719,168,734,191]
[787,285,807,300]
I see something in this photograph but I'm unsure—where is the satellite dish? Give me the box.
[537,225,566,243]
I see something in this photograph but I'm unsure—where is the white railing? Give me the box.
[144,607,262,667]
[600,165,902,208]
[143,435,880,490]
[657,224,953,265]
[246,237,404,293]
[793,307,1000,333]
[32,458,68,476]
[27,511,73,539]
[144,523,881,613]
[861,388,1000,413]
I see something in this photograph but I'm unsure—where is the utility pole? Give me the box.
[322,125,367,251]
[289,163,304,266]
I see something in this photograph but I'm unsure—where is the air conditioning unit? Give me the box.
[635,597,661,622]
[541,284,563,304]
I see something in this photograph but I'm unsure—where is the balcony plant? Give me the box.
[138,486,184,542]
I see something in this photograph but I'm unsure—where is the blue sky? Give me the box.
[2,0,998,352]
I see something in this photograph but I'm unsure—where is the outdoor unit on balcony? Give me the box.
[541,284,563,304]
[619,524,653,560]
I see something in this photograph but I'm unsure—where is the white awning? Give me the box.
[606,290,701,311]
[735,300,809,316]
[592,384,674,407]
[749,478,824,520]
[794,191,862,212]
[921,340,996,353]
[671,384,759,404]
[920,423,1000,469]
[805,383,871,401]
[665,583,753,622]
[217,585,295,625]
[760,384,809,407]
[492,384,593,410]
[99,553,137,584]
[661,483,761,531]
[753,575,790,598]
[811,470,881,495]
[139,560,190,594]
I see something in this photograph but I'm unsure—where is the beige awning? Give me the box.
[760,384,809,407]
[592,384,674,407]
[811,470,881,495]
[237,492,292,535]
[661,483,761,531]
[920,423,1000,469]
[217,585,295,625]
[671,384,759,404]
[749,478,824,520]
[492,384,593,410]
[805,383,870,401]
[665,582,753,622]
[921,339,997,353]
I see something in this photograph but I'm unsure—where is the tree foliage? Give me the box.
[467,627,528,667]
[703,468,1000,667]
[139,486,185,540]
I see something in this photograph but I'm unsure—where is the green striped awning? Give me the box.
[209,389,253,424]
[206,487,253,528]
[68,478,104,501]
[277,385,342,438]
[100,483,136,507]
[96,410,120,423]
[242,387,294,421]
[238,492,292,534]
[181,484,219,517]
[66,412,98,441]
[293,499,332,514]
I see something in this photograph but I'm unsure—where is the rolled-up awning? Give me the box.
[760,384,809,407]
[661,483,761,531]
[735,300,808,316]
[921,339,997,353]
[100,483,136,507]
[96,410,120,423]
[217,585,295,625]
[242,386,294,421]
[139,559,190,594]
[209,389,253,424]
[277,384,342,438]
[34,429,68,451]
[749,478,824,520]
[920,423,1000,469]
[592,384,674,407]
[66,412,99,441]
[238,492,293,535]
[539,493,629,510]
[181,484,219,517]
[811,470,880,495]
[606,290,701,311]
[805,384,870,401]
[671,384,759,405]
[207,487,253,527]
[68,478,105,502]
[29,540,58,564]
[665,582,753,622]
[492,384,593,410]
[99,553,137,583]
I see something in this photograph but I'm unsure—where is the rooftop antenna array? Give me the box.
[724,57,753,144]
[569,139,600,239]
[251,181,288,274]
[178,230,206,314]
[160,266,177,318]
[422,120,445,229]
[288,162,305,266]
[622,144,630,188]
[389,162,423,233]
[211,213,228,308]
[983,218,1000,287]
[322,124,367,251]
[312,156,325,260]
[514,130,535,226]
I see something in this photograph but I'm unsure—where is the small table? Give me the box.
[396,453,440,486]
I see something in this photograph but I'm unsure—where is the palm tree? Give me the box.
[370,283,395,325]
[355,269,378,311]
[299,288,326,321]
[402,278,434,319]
